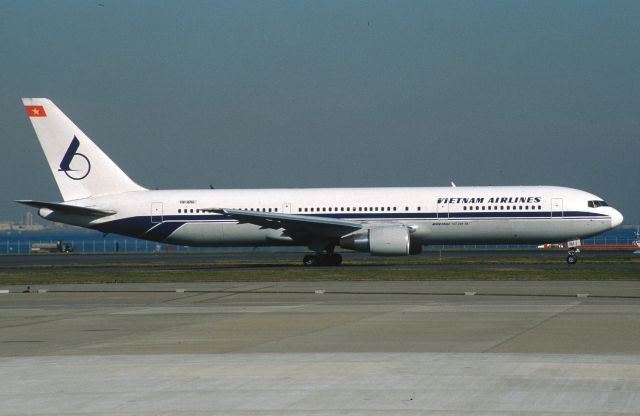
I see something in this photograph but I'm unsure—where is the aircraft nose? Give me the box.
[611,208,624,228]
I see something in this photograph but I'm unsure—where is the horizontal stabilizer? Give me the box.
[16,200,116,217]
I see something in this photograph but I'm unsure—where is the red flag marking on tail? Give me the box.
[25,105,46,117]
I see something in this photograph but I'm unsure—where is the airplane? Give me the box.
[18,98,623,266]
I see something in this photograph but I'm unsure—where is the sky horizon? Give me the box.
[1,1,638,225]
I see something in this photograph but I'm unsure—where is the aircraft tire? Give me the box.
[320,253,343,266]
[307,253,343,266]
[566,254,578,265]
[303,255,318,266]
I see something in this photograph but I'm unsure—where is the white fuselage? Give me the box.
[21,98,624,258]
[40,185,622,248]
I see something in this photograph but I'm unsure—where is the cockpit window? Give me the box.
[588,200,608,208]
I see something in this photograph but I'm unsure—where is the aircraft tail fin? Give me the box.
[22,98,146,201]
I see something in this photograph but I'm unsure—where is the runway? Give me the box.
[2,281,640,414]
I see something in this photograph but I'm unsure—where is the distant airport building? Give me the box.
[0,212,45,232]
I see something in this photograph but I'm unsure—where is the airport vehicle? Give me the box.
[18,98,623,265]
[30,240,73,253]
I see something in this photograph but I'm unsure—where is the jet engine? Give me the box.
[340,226,421,256]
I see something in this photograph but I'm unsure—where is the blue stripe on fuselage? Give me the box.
[91,211,609,242]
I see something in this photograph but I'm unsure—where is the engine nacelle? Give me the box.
[340,226,412,256]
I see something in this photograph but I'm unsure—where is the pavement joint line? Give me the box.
[217,283,279,293]
[482,301,581,353]
[222,283,280,292]
[234,301,446,353]
[180,283,286,304]
[233,309,389,354]
[218,283,259,292]
[192,292,244,303]
[0,307,108,330]
[161,292,213,304]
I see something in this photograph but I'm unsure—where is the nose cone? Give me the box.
[611,208,624,228]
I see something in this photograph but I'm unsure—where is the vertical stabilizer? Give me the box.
[22,98,146,201]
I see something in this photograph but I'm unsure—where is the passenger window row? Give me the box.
[177,204,548,214]
[178,207,279,214]
[178,204,553,215]
[462,205,543,211]
[297,206,403,213]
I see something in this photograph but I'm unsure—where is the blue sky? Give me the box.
[1,1,638,223]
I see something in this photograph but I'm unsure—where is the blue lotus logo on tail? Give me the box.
[59,136,91,180]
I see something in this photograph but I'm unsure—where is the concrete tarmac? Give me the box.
[1,281,640,414]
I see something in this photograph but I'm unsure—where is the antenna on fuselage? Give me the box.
[450,182,456,187]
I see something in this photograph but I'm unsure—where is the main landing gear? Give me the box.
[303,253,342,266]
[302,243,343,267]
[302,253,343,266]
[566,248,580,265]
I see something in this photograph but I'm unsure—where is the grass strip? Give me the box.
[4,254,639,270]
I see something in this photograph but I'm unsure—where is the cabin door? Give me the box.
[437,201,449,219]
[151,202,163,223]
[551,198,563,218]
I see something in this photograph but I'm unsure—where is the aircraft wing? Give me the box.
[16,200,116,217]
[204,208,362,239]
